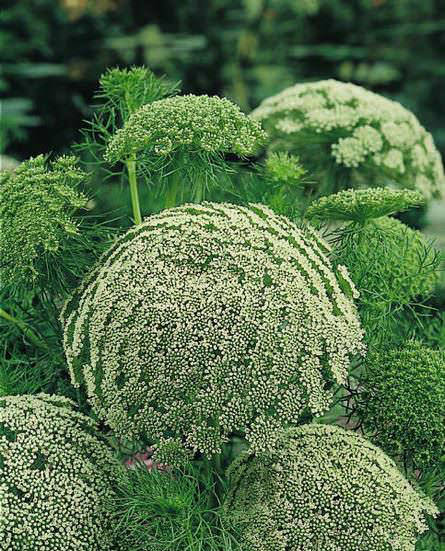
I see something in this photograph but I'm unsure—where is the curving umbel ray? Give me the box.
[62,203,364,461]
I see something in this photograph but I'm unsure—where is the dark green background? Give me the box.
[2,0,445,161]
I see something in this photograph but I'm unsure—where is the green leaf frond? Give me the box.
[107,462,241,551]
[326,216,441,344]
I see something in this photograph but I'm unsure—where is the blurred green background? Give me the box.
[2,0,445,161]
[2,0,445,246]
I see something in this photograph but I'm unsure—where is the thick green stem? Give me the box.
[126,157,142,225]
[0,307,48,350]
[164,171,181,209]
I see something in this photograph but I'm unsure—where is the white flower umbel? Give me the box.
[62,203,364,462]
[225,424,438,551]
[0,394,119,551]
[252,79,445,199]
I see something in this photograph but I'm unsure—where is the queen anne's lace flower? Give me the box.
[62,203,364,462]
[0,394,119,551]
[305,188,425,222]
[225,424,438,551]
[251,79,445,199]
[105,94,266,163]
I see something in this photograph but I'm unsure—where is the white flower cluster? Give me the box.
[62,203,364,460]
[0,394,119,551]
[225,424,438,551]
[105,94,266,163]
[251,79,445,199]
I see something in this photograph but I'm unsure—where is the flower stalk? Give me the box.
[126,156,142,225]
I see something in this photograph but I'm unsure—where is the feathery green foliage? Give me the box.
[225,424,438,551]
[108,462,240,551]
[356,342,445,469]
[330,216,440,342]
[77,66,179,224]
[0,155,87,289]
[77,67,178,169]
[264,152,306,187]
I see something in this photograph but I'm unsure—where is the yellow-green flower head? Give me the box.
[264,152,306,187]
[305,187,425,222]
[0,394,119,551]
[104,94,266,163]
[336,216,439,309]
[0,155,88,287]
[62,203,364,462]
[225,424,438,551]
[251,79,445,199]
[357,341,445,469]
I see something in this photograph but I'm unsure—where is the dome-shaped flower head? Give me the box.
[0,155,88,288]
[305,187,425,223]
[62,202,364,464]
[357,341,445,469]
[225,424,438,551]
[251,79,445,199]
[104,94,266,163]
[0,394,119,551]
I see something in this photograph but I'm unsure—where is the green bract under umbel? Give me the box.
[224,424,438,551]
[357,342,445,469]
[0,394,120,551]
[0,155,87,287]
[62,203,364,463]
[251,79,445,199]
[305,187,425,223]
[104,94,266,163]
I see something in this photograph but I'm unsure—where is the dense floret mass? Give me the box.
[0,155,88,286]
[305,188,425,222]
[225,424,438,551]
[357,342,445,468]
[334,216,439,312]
[0,394,119,551]
[62,203,364,461]
[105,94,266,162]
[251,79,445,198]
